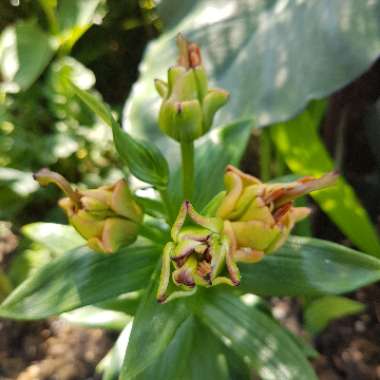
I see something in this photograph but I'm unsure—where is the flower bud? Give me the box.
[155,34,229,142]
[217,166,338,262]
[157,201,240,303]
[34,169,143,254]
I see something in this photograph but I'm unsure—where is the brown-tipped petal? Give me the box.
[187,202,223,233]
[171,239,205,263]
[34,168,81,205]
[225,165,262,186]
[274,172,339,207]
[176,33,190,68]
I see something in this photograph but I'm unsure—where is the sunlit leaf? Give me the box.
[239,236,380,296]
[61,305,131,330]
[270,101,380,257]
[124,0,380,138]
[304,296,365,335]
[22,222,85,255]
[120,270,189,379]
[194,290,318,380]
[0,21,55,91]
[0,245,159,319]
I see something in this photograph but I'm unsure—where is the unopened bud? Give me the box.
[155,34,229,142]
[34,169,143,254]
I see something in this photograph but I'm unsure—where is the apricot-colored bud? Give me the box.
[217,166,338,261]
[34,169,143,254]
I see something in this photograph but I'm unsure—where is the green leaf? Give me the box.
[169,119,253,213]
[185,319,230,380]
[194,290,318,380]
[270,101,380,257]
[124,0,380,137]
[0,245,159,320]
[22,222,85,255]
[120,270,189,380]
[97,322,133,380]
[67,81,169,188]
[56,0,101,51]
[239,236,380,297]
[304,296,365,335]
[134,316,195,380]
[61,305,131,330]
[0,20,55,91]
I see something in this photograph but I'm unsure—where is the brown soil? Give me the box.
[0,318,113,380]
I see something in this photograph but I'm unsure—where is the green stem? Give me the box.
[180,141,194,201]
[159,188,174,223]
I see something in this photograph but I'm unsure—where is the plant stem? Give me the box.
[180,141,194,201]
[159,188,174,223]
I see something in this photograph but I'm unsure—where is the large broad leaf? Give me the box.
[270,101,380,257]
[239,236,380,297]
[0,245,159,319]
[22,222,85,255]
[304,296,365,335]
[194,290,318,380]
[168,119,253,215]
[124,0,380,138]
[120,270,189,380]
[0,20,55,91]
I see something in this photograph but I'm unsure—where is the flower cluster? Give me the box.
[157,166,337,302]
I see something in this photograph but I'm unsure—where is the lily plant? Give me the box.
[2,34,380,380]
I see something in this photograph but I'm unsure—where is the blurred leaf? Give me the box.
[61,305,131,330]
[8,244,53,286]
[194,290,318,380]
[169,119,253,214]
[67,81,169,188]
[124,0,380,137]
[98,322,133,380]
[304,296,365,335]
[240,236,380,296]
[22,222,85,255]
[0,245,159,319]
[56,0,102,51]
[120,270,189,379]
[270,101,380,257]
[0,21,55,91]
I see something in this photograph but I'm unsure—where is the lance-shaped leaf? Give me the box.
[304,296,365,335]
[194,290,318,380]
[0,245,159,320]
[239,236,380,296]
[67,81,169,189]
[120,269,189,379]
[270,101,380,257]
[22,222,85,255]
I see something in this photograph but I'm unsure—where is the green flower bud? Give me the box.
[155,34,229,142]
[34,169,143,254]
[217,166,338,262]
[157,201,240,303]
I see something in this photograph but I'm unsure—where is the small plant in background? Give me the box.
[2,33,380,380]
